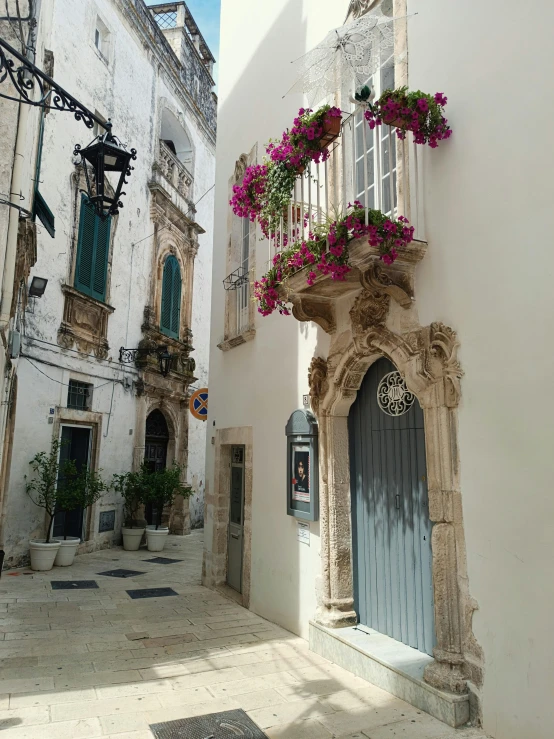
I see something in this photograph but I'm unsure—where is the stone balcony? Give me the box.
[278,238,427,334]
[151,139,196,218]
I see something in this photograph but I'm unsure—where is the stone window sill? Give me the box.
[217,327,256,352]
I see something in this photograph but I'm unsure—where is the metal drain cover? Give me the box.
[51,581,98,590]
[149,709,268,738]
[126,587,177,599]
[97,569,146,578]
[143,557,183,564]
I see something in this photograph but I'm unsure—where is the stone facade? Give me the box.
[0,0,216,565]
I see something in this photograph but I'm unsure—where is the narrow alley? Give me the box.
[0,532,487,739]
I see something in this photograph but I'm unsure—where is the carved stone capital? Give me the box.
[234,154,248,183]
[308,357,329,416]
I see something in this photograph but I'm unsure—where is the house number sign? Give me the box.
[377,371,415,417]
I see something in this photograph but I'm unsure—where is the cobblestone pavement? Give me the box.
[0,531,490,738]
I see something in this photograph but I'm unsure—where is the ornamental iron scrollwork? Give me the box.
[377,370,415,416]
[0,37,105,130]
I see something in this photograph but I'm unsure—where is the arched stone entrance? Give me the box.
[305,282,484,703]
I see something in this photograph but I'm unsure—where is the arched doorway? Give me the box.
[144,409,169,525]
[348,356,435,655]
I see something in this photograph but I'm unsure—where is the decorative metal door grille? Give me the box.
[377,371,415,416]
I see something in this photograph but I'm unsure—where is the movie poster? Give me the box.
[291,444,310,503]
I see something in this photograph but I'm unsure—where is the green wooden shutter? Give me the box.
[160,256,181,339]
[170,260,181,337]
[92,214,111,302]
[74,196,111,302]
[75,197,97,296]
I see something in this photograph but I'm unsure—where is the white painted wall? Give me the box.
[4,0,215,562]
[207,1,554,737]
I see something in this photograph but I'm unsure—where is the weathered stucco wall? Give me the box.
[4,0,215,563]
[206,0,554,737]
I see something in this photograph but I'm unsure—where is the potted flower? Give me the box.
[25,442,62,571]
[53,460,107,566]
[112,466,148,551]
[142,462,192,552]
[364,86,451,148]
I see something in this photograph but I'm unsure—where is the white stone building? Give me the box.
[0,0,216,564]
[204,0,554,737]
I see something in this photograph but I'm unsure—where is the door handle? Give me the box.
[395,495,400,510]
[231,533,240,540]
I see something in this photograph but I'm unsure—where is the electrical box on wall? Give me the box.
[285,409,319,522]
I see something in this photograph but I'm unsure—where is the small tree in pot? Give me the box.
[112,465,148,551]
[142,462,192,552]
[25,440,63,571]
[53,461,107,566]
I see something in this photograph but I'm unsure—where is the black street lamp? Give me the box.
[74,127,137,219]
[0,37,137,219]
[119,345,175,378]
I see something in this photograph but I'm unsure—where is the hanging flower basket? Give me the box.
[365,87,451,148]
[318,116,341,148]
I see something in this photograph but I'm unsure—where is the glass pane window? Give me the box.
[353,61,397,217]
[67,380,92,411]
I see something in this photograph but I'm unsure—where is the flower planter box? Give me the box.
[318,116,341,148]
[297,117,342,175]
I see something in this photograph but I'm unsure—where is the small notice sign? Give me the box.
[297,522,310,545]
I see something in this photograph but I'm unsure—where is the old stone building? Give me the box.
[204,0,554,738]
[0,0,216,564]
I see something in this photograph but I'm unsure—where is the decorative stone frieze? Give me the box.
[57,285,114,359]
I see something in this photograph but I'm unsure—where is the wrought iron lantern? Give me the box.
[119,344,174,378]
[73,126,137,219]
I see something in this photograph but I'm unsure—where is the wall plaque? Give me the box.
[99,510,116,533]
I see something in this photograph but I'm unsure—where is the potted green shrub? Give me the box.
[143,462,192,552]
[112,466,148,551]
[53,461,107,566]
[25,441,63,571]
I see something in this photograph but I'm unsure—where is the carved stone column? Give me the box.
[315,412,358,628]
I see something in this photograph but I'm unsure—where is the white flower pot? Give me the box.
[145,527,169,552]
[52,537,80,567]
[122,527,145,551]
[29,540,61,571]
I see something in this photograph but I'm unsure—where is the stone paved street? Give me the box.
[0,531,489,738]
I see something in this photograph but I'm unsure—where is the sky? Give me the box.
[145,0,221,87]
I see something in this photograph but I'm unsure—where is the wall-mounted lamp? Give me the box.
[29,276,48,298]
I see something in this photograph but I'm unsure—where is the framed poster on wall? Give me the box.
[285,409,319,521]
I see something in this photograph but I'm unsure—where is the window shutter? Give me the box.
[75,197,97,296]
[92,214,111,302]
[160,258,173,335]
[160,256,181,339]
[171,260,181,337]
[74,196,111,302]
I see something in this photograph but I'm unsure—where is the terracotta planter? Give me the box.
[122,527,145,551]
[318,116,341,148]
[53,537,80,567]
[29,540,60,571]
[145,527,169,552]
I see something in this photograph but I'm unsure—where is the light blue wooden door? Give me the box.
[349,357,435,655]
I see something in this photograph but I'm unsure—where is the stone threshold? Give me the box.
[309,620,469,728]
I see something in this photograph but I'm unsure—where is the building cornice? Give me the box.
[118,0,217,149]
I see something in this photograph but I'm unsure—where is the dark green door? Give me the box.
[53,426,91,539]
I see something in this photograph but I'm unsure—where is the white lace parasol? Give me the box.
[286,11,407,107]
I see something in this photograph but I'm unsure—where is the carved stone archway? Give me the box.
[304,261,483,700]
